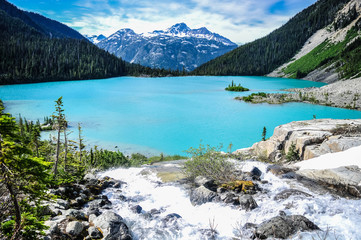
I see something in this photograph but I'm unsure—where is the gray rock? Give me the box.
[239,195,258,211]
[274,189,312,201]
[253,215,319,239]
[248,119,361,162]
[194,176,211,187]
[92,211,131,240]
[130,205,142,214]
[190,186,218,205]
[296,165,361,198]
[88,198,112,210]
[64,209,88,221]
[44,221,60,235]
[65,221,84,236]
[88,226,103,239]
[84,173,98,181]
[56,199,70,210]
[249,167,262,179]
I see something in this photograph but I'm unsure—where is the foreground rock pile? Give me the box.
[43,173,131,240]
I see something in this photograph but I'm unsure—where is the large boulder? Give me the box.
[253,215,319,239]
[190,186,218,205]
[92,211,132,240]
[243,119,361,162]
[65,221,84,237]
[296,165,361,198]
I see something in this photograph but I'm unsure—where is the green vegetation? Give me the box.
[183,144,235,183]
[262,126,267,141]
[225,80,249,92]
[192,0,349,76]
[285,143,300,162]
[283,26,361,79]
[241,92,268,102]
[147,154,185,164]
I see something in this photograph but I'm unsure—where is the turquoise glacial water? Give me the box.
[1,76,361,155]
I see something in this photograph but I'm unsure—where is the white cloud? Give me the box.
[67,0,316,44]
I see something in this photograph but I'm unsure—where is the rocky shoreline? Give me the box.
[236,78,361,110]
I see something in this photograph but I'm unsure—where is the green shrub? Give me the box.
[183,144,235,183]
[285,143,300,162]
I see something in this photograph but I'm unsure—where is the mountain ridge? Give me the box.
[92,23,237,71]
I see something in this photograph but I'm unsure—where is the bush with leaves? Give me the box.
[183,144,235,183]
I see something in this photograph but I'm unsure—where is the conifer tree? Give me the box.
[52,97,65,177]
[0,107,51,239]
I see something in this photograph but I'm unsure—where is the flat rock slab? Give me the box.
[296,165,361,198]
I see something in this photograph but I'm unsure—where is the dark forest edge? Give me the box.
[0,1,186,85]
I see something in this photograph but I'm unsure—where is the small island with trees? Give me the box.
[225,80,249,92]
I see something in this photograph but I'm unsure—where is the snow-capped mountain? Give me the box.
[85,34,106,44]
[96,23,238,71]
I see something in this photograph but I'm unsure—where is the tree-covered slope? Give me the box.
[0,1,171,84]
[192,0,350,76]
[0,0,85,39]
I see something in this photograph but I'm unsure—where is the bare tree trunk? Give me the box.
[63,129,68,172]
[54,127,61,177]
[1,164,21,240]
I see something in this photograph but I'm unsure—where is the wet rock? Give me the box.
[249,167,262,180]
[220,192,240,205]
[64,209,88,221]
[117,194,127,201]
[88,226,103,239]
[65,221,84,236]
[163,213,182,225]
[92,211,131,240]
[274,189,312,201]
[239,195,258,211]
[88,198,112,210]
[266,165,294,176]
[190,186,218,205]
[253,215,319,239]
[56,199,70,210]
[130,205,142,214]
[88,208,101,217]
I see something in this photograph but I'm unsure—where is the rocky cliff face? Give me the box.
[94,23,237,71]
[269,0,361,82]
[236,119,361,162]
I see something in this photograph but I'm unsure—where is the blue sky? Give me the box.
[8,0,317,44]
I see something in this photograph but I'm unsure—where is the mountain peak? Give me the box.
[167,23,191,34]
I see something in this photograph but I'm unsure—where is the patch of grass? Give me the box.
[283,28,360,78]
[148,154,185,164]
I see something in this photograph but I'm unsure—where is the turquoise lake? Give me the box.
[1,76,361,155]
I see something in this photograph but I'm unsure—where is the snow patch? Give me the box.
[295,145,361,170]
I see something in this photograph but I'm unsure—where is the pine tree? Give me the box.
[0,108,51,239]
[52,96,65,177]
[262,126,267,141]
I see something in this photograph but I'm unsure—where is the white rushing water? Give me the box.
[99,161,361,240]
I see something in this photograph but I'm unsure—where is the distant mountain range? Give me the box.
[87,23,237,71]
[193,0,361,83]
